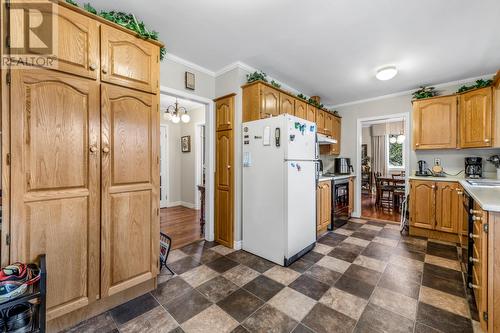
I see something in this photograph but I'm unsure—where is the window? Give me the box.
[387,135,404,169]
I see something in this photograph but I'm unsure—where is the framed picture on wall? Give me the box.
[181,135,191,153]
[185,72,195,90]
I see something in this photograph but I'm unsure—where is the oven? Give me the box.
[462,190,474,286]
[330,178,349,229]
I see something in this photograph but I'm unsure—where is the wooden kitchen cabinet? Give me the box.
[471,202,488,332]
[280,92,295,115]
[316,181,331,236]
[348,177,354,215]
[324,112,333,137]
[331,116,341,155]
[215,93,235,131]
[410,180,436,230]
[260,85,280,118]
[316,109,325,134]
[412,95,458,149]
[100,84,159,297]
[101,25,159,94]
[294,99,307,119]
[306,104,316,123]
[435,182,460,233]
[459,87,493,148]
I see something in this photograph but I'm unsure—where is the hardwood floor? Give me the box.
[361,192,401,223]
[160,206,202,249]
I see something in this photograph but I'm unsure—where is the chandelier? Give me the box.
[162,99,190,123]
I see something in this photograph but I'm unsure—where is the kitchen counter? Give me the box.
[319,174,355,182]
[409,174,500,212]
[459,180,500,212]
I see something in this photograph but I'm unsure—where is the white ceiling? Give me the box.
[96,0,500,105]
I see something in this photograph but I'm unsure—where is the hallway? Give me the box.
[161,206,202,249]
[361,193,401,223]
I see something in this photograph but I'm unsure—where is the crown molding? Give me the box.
[164,53,216,77]
[327,73,496,109]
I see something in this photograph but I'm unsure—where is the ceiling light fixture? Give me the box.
[376,66,398,81]
[162,99,190,124]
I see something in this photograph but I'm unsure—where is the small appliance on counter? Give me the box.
[487,154,500,179]
[415,160,431,176]
[465,157,483,179]
[334,158,354,175]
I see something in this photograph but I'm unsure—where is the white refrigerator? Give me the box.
[242,114,317,266]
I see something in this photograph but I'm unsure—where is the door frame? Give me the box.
[160,86,215,241]
[160,124,169,208]
[355,112,410,219]
[194,122,205,210]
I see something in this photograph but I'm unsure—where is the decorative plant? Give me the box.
[297,93,308,101]
[65,0,166,60]
[246,71,268,83]
[307,98,324,109]
[412,86,438,100]
[270,80,281,89]
[332,110,340,116]
[457,79,493,93]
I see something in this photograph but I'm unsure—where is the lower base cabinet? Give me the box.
[316,181,331,236]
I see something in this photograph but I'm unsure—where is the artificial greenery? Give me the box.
[246,71,268,83]
[297,94,308,101]
[307,98,324,109]
[65,0,166,60]
[412,86,438,100]
[270,80,281,89]
[457,79,493,93]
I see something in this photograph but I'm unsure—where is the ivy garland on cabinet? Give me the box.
[457,79,493,93]
[412,86,438,100]
[65,0,166,60]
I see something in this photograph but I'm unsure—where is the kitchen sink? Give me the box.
[466,179,500,187]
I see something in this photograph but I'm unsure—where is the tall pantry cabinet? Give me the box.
[3,1,161,330]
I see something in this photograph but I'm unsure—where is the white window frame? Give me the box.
[386,135,405,170]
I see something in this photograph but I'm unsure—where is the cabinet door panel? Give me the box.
[260,85,279,118]
[460,87,492,148]
[412,96,457,149]
[435,182,460,233]
[101,25,158,93]
[331,116,341,155]
[324,113,333,137]
[316,110,325,134]
[306,105,316,123]
[10,69,100,320]
[280,93,295,115]
[216,95,234,131]
[294,100,307,119]
[215,130,233,247]
[101,84,159,297]
[410,181,435,229]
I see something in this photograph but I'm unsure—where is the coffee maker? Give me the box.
[465,157,482,178]
[415,160,430,176]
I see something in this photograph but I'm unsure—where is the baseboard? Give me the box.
[166,201,182,208]
[233,240,242,250]
[166,201,199,210]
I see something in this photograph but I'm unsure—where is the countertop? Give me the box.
[318,174,355,182]
[409,174,500,212]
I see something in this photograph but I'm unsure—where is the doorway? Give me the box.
[356,114,410,224]
[159,87,214,249]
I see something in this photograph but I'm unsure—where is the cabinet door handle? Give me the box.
[485,138,490,143]
[469,257,480,263]
[469,282,480,289]
[472,216,482,221]
[102,67,108,74]
[102,147,110,153]
[456,191,463,195]
[415,143,420,147]
[469,233,480,239]
[227,165,231,169]
[89,146,98,153]
[89,64,97,71]
[470,209,481,214]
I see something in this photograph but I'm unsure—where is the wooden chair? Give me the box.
[375,175,394,210]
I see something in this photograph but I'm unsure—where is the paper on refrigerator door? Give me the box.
[263,126,271,146]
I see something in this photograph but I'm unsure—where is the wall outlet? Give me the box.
[434,158,441,166]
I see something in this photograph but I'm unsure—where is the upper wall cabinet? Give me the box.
[52,6,100,79]
[294,99,307,119]
[316,109,325,135]
[459,87,493,148]
[306,104,316,123]
[260,85,280,118]
[215,94,235,131]
[412,95,457,150]
[101,25,159,93]
[280,92,295,115]
[324,112,333,137]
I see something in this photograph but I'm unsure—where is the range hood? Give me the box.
[317,133,337,145]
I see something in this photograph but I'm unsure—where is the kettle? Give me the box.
[416,160,429,176]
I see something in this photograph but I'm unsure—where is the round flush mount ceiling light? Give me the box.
[376,66,398,81]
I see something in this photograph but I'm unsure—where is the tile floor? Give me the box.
[64,218,481,333]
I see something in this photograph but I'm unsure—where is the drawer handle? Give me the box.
[469,282,480,289]
[472,216,482,221]
[469,257,479,264]
[469,233,480,239]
